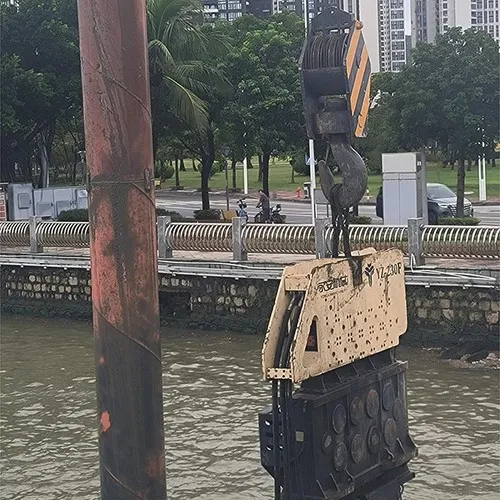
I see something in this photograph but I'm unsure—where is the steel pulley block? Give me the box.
[299,7,372,139]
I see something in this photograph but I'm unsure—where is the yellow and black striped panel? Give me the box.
[343,20,371,137]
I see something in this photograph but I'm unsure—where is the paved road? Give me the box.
[156,191,500,226]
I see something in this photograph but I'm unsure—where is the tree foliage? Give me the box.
[215,12,305,195]
[1,0,81,184]
[147,0,229,134]
[375,28,499,214]
[2,2,498,217]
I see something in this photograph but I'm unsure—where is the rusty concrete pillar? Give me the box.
[77,0,166,498]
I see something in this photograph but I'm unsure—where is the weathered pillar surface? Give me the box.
[232,217,248,261]
[157,216,173,259]
[408,217,425,267]
[77,0,166,498]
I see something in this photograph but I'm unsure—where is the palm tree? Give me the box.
[147,0,228,134]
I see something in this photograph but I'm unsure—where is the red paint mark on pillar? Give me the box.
[100,411,111,433]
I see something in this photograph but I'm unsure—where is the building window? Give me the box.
[391,10,404,18]
[391,41,405,50]
[489,11,494,22]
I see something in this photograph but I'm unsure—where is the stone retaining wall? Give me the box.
[1,265,498,347]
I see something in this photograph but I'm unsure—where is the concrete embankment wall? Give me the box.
[1,265,499,348]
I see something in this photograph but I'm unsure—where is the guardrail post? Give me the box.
[232,217,248,261]
[29,216,43,253]
[157,216,172,259]
[408,217,424,266]
[314,218,329,259]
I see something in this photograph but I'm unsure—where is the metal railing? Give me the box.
[0,221,30,246]
[325,224,408,255]
[167,222,232,252]
[37,221,89,248]
[422,225,499,259]
[243,224,315,254]
[1,217,499,262]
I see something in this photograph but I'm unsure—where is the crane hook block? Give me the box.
[299,7,371,139]
[261,249,407,383]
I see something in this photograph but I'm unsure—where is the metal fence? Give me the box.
[325,224,408,255]
[37,221,89,248]
[168,223,232,252]
[0,221,30,246]
[422,225,499,259]
[243,224,315,254]
[0,218,499,261]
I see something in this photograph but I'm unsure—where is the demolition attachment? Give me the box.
[299,7,372,256]
[259,249,417,499]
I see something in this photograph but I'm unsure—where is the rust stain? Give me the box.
[100,410,111,433]
[145,451,165,478]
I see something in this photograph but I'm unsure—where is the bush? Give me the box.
[154,160,174,180]
[194,209,221,220]
[163,164,174,180]
[289,152,309,176]
[438,217,480,226]
[57,209,89,221]
[155,209,186,222]
[348,215,372,225]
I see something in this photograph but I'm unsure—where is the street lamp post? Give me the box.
[243,129,248,195]
[222,145,231,210]
[478,142,487,202]
[303,0,317,225]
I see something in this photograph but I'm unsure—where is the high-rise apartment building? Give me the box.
[378,0,409,72]
[202,0,272,22]
[454,0,499,41]
[411,0,437,44]
[411,0,500,43]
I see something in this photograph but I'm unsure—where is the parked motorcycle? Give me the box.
[236,198,249,222]
[254,204,286,224]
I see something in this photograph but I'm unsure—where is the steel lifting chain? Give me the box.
[319,134,368,258]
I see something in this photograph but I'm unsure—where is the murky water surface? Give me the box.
[1,316,499,499]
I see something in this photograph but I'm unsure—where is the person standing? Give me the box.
[257,189,270,222]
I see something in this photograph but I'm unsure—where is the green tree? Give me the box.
[1,0,81,185]
[354,73,402,173]
[393,28,499,215]
[147,0,230,208]
[147,0,226,132]
[219,12,305,195]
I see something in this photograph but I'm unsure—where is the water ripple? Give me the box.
[1,317,499,499]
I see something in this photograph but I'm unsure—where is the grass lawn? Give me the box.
[164,157,500,200]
